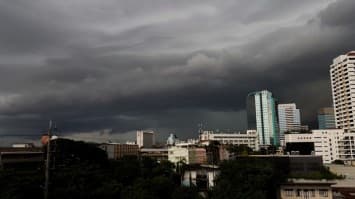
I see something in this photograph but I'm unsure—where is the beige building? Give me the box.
[139,148,168,162]
[280,179,335,199]
[330,51,355,129]
[100,143,139,159]
[168,146,207,165]
[137,130,155,148]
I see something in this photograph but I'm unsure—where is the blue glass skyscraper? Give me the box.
[247,90,279,146]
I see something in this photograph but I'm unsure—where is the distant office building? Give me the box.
[199,130,259,151]
[278,103,301,144]
[247,90,279,146]
[100,143,139,160]
[284,129,355,164]
[137,130,155,148]
[318,107,336,129]
[330,51,355,129]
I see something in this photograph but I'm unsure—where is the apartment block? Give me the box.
[330,51,355,129]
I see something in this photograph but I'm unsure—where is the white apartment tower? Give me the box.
[330,51,355,129]
[278,103,301,144]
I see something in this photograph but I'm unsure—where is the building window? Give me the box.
[319,189,328,197]
[284,189,293,197]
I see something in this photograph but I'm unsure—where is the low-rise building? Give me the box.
[327,164,355,199]
[100,143,139,160]
[284,129,355,164]
[0,151,43,169]
[199,130,259,151]
[181,165,220,190]
[238,155,323,176]
[139,148,168,162]
[11,143,35,148]
[168,146,207,165]
[279,179,335,199]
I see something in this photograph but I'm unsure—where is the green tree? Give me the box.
[227,144,252,156]
[211,158,287,199]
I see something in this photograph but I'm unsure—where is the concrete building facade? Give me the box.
[284,129,355,164]
[137,130,155,148]
[139,148,168,162]
[279,179,335,199]
[330,51,355,129]
[168,146,207,165]
[100,143,139,159]
[199,130,259,151]
[278,103,301,145]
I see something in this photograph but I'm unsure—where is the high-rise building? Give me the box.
[278,103,301,144]
[136,130,155,148]
[247,90,279,146]
[330,51,355,129]
[317,107,336,129]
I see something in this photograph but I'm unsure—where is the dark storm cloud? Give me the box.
[0,0,354,143]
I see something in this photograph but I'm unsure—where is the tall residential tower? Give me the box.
[247,90,279,146]
[330,51,355,129]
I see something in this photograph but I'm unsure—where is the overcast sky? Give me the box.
[1,0,355,145]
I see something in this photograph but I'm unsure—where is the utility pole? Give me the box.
[44,120,53,199]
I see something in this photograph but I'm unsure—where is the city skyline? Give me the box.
[1,0,355,144]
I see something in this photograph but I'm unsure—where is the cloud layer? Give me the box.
[0,0,354,144]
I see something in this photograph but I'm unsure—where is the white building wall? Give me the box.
[284,129,355,164]
[137,130,155,148]
[330,51,355,129]
[199,130,259,151]
[278,103,301,145]
[168,147,190,164]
